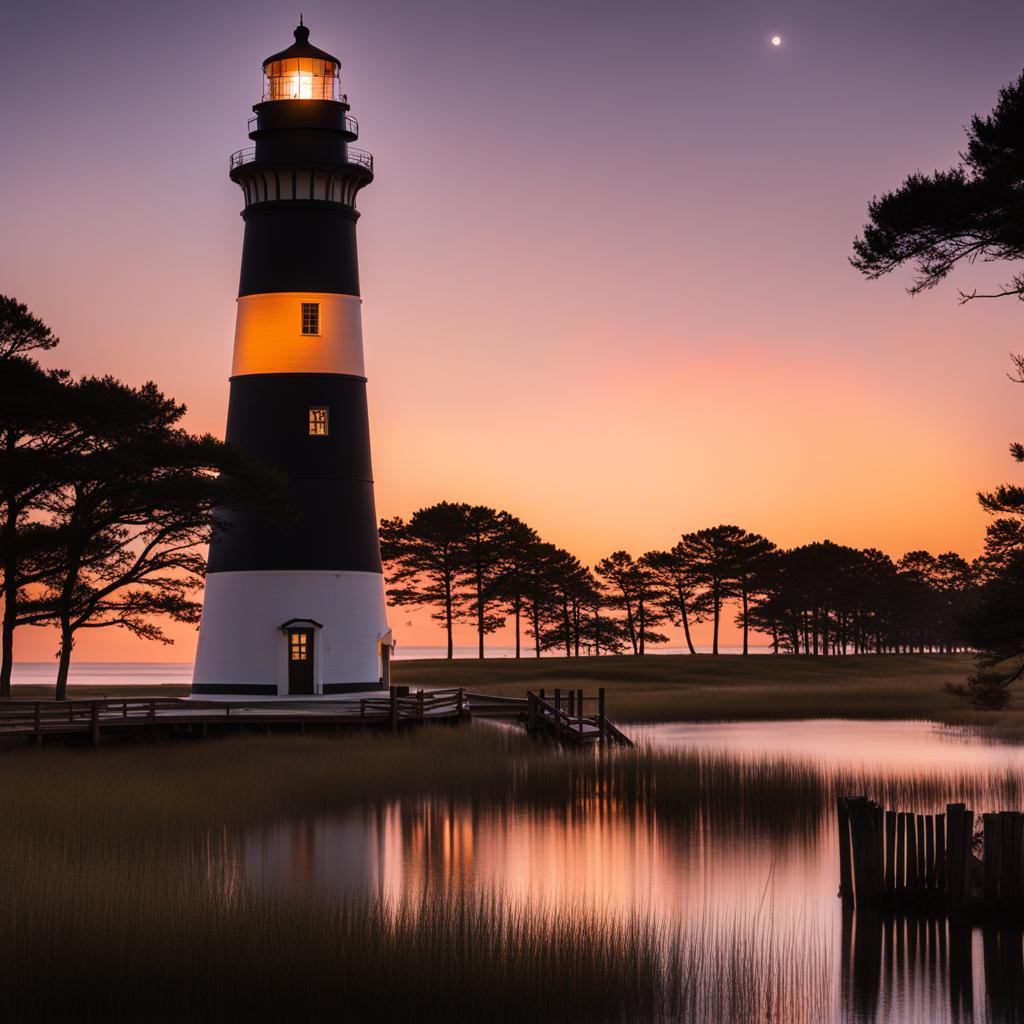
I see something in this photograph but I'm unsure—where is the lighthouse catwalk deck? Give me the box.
[192,23,392,697]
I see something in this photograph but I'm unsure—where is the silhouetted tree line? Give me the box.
[381,506,978,659]
[0,296,282,698]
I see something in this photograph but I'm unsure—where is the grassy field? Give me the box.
[8,653,1006,726]
[393,653,994,725]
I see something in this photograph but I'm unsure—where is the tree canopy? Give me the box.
[0,297,285,698]
[382,503,976,660]
[852,72,1024,301]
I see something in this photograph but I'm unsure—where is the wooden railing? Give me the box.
[526,688,633,747]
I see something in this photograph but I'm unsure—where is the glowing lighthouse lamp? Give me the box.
[191,22,393,698]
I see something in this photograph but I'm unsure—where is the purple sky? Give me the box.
[4,0,1024,655]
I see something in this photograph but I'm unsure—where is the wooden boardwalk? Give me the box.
[0,688,468,747]
[0,685,633,749]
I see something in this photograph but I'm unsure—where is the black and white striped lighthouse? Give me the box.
[192,22,392,697]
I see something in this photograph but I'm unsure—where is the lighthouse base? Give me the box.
[191,570,390,697]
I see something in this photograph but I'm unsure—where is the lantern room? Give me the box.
[263,20,342,102]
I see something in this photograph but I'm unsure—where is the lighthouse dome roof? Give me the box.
[263,22,341,68]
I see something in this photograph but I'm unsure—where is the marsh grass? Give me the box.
[0,727,839,1022]
[0,725,1014,1020]
[391,653,993,725]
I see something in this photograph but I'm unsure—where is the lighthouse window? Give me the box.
[301,302,320,335]
[308,406,329,436]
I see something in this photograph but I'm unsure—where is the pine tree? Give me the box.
[379,502,472,660]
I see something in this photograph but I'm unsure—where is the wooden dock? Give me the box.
[0,685,633,750]
[467,687,634,747]
[837,796,1024,920]
[0,688,468,747]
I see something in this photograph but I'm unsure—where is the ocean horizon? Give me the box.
[10,645,771,687]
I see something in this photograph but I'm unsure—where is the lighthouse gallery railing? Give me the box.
[229,146,373,172]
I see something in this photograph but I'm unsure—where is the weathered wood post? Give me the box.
[925,815,935,889]
[945,803,973,918]
[390,687,398,732]
[896,812,907,892]
[527,692,537,731]
[885,810,897,893]
[554,689,562,742]
[916,815,926,887]
[935,813,946,892]
[598,688,607,746]
[984,814,1001,903]
[1010,813,1024,908]
[90,701,100,748]
[417,689,425,723]
[568,690,575,717]
[838,798,854,906]
[33,702,41,747]
[847,797,870,907]
[149,700,157,740]
[871,803,885,902]
[577,689,584,730]
[907,815,919,890]
[457,687,465,718]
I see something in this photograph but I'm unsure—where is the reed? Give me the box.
[0,848,831,1023]
[6,726,1012,1020]
[2,726,1021,849]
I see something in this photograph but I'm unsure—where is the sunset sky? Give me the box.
[4,0,1024,660]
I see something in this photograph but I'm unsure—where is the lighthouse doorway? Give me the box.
[287,628,315,694]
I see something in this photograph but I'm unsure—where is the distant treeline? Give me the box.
[381,503,980,659]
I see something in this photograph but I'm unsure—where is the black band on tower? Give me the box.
[208,373,382,573]
[238,204,361,297]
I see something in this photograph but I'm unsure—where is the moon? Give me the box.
[771,35,782,46]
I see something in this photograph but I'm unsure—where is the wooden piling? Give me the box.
[984,814,1000,902]
[907,813,919,889]
[896,812,906,891]
[925,814,935,889]
[885,810,897,892]
[838,798,854,905]
[90,701,100,748]
[935,813,946,892]
[916,815,926,887]
[598,688,607,746]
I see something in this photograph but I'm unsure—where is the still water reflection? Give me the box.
[221,721,1024,1023]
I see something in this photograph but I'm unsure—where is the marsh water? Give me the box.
[221,720,1024,1023]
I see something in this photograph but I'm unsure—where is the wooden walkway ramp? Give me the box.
[466,687,634,748]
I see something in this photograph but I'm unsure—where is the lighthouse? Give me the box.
[192,22,392,697]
